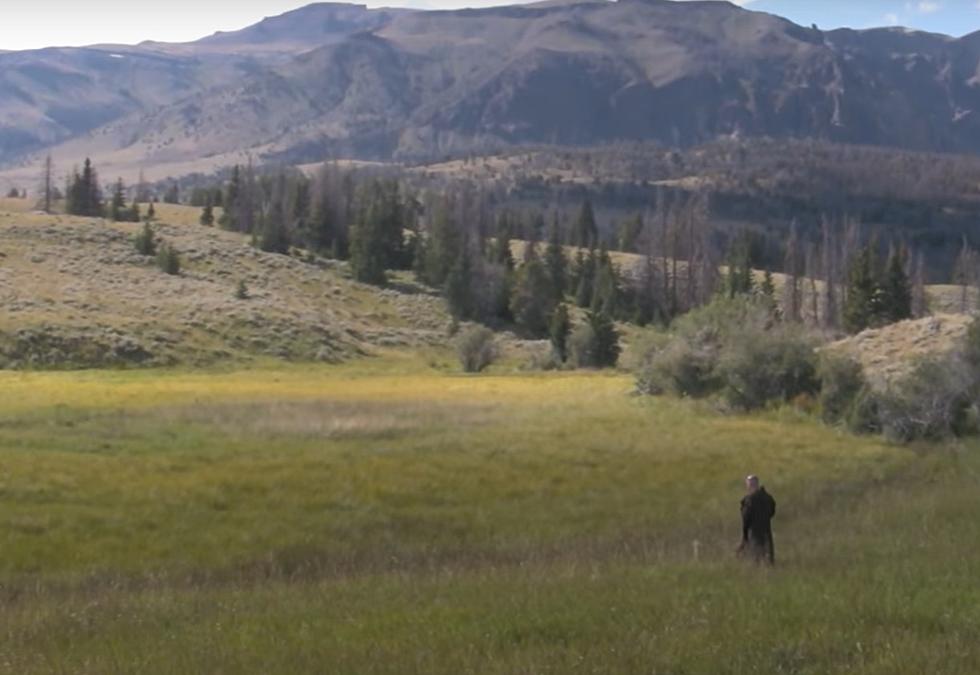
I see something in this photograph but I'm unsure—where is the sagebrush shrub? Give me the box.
[455,326,496,373]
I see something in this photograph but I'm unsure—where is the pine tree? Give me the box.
[575,248,598,308]
[145,200,156,222]
[156,243,181,275]
[843,245,879,334]
[109,178,127,221]
[590,248,621,317]
[725,232,754,298]
[200,198,215,226]
[574,198,598,249]
[67,158,103,217]
[349,193,388,286]
[163,183,180,205]
[257,172,291,254]
[220,165,241,229]
[422,196,460,287]
[133,222,157,256]
[491,211,515,270]
[510,247,556,337]
[445,243,475,321]
[544,216,567,303]
[587,310,620,368]
[880,245,912,324]
[760,268,777,314]
[617,213,643,253]
[307,181,338,255]
[549,304,571,362]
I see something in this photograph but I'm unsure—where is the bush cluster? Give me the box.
[636,296,814,409]
[455,326,496,373]
[637,298,980,444]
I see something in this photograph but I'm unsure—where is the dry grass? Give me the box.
[824,313,972,385]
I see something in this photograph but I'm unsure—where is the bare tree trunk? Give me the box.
[805,243,820,325]
[954,237,974,313]
[821,216,838,329]
[911,249,928,318]
[782,221,802,322]
[40,154,54,214]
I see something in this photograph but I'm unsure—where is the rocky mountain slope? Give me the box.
[0,199,448,368]
[4,0,980,183]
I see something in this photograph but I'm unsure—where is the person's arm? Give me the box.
[741,498,752,542]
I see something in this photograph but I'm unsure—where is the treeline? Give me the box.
[181,159,937,346]
[62,158,148,223]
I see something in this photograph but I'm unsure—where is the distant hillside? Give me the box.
[5,0,980,178]
[0,199,448,368]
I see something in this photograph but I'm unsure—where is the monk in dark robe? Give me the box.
[738,474,776,565]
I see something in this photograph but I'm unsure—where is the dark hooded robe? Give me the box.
[740,487,776,565]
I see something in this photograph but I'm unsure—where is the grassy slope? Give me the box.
[1,360,978,673]
[0,199,449,367]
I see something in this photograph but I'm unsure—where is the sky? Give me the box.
[2,0,980,51]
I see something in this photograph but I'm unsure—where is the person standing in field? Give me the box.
[737,474,776,566]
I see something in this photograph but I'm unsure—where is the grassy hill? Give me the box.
[0,198,449,368]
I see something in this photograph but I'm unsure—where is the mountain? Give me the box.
[0,3,403,163]
[4,0,980,183]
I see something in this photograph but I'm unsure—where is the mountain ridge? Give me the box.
[4,0,980,185]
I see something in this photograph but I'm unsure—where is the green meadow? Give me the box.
[0,357,978,673]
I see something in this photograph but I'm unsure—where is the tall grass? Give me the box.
[0,360,977,673]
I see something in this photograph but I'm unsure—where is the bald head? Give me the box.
[745,475,760,493]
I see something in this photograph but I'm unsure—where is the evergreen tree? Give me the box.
[306,182,341,256]
[574,198,598,248]
[133,222,157,257]
[491,211,515,270]
[422,197,460,287]
[544,218,567,304]
[145,200,156,222]
[66,158,103,217]
[760,268,777,314]
[510,247,556,337]
[156,243,181,275]
[843,244,879,334]
[200,198,215,226]
[590,248,621,317]
[349,193,389,285]
[163,183,180,205]
[549,304,571,362]
[109,178,127,222]
[725,233,754,298]
[445,243,475,321]
[575,248,598,308]
[880,245,912,324]
[617,213,643,253]
[587,310,620,368]
[258,172,291,254]
[220,165,241,229]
